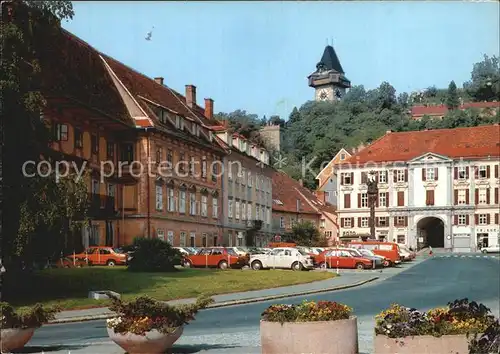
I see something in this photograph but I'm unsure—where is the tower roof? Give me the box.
[319,45,344,74]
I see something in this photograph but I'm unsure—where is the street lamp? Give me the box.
[367,171,379,240]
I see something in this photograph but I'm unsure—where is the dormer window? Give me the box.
[175,116,181,129]
[340,153,346,160]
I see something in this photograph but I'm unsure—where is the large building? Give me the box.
[334,125,500,252]
[308,45,351,102]
[213,123,274,247]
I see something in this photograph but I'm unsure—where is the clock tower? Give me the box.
[308,44,351,102]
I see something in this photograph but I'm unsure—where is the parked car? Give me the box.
[348,241,402,266]
[227,247,248,256]
[356,248,389,267]
[315,249,374,270]
[69,246,128,266]
[182,247,248,269]
[397,244,416,261]
[173,247,198,255]
[481,245,500,253]
[340,248,383,268]
[249,247,314,271]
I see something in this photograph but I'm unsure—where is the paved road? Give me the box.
[19,255,500,354]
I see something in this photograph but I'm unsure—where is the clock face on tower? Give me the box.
[319,89,328,101]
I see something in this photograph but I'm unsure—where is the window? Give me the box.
[340,153,346,160]
[267,208,271,225]
[396,170,405,183]
[361,217,369,228]
[202,234,207,247]
[202,159,207,179]
[397,235,405,244]
[201,196,208,216]
[248,171,252,186]
[241,168,246,185]
[212,161,218,182]
[189,156,195,176]
[426,190,435,206]
[54,123,68,141]
[478,214,488,225]
[156,147,162,164]
[478,190,487,204]
[167,150,173,167]
[396,216,406,226]
[361,193,368,208]
[235,201,240,219]
[341,173,352,185]
[157,229,165,242]
[397,191,405,206]
[280,216,285,228]
[247,202,252,220]
[458,215,466,226]
[228,163,233,181]
[107,141,115,159]
[212,198,218,218]
[121,143,134,163]
[458,190,466,205]
[378,171,387,184]
[190,232,196,247]
[242,203,247,220]
[156,185,163,210]
[74,128,83,148]
[379,192,387,207]
[425,168,435,181]
[228,199,233,218]
[180,232,186,247]
[458,167,467,179]
[175,116,181,128]
[91,134,99,154]
[167,231,174,244]
[344,218,352,228]
[91,179,99,195]
[189,193,197,215]
[378,217,388,227]
[320,219,326,228]
[179,190,186,213]
[168,188,175,211]
[179,152,185,173]
[478,166,487,179]
[256,175,260,190]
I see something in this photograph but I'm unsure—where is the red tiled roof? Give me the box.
[271,171,323,215]
[340,125,500,164]
[411,102,500,116]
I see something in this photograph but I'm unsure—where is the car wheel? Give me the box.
[355,263,365,270]
[482,249,487,254]
[291,261,303,271]
[318,262,327,269]
[251,260,263,270]
[218,260,228,270]
[383,260,391,267]
[107,260,116,267]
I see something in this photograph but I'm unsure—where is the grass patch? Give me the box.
[5,267,336,310]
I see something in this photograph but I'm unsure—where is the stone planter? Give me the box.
[107,326,183,354]
[0,328,36,352]
[374,334,469,354]
[261,316,358,354]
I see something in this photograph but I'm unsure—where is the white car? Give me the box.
[481,245,500,253]
[228,247,247,256]
[250,247,314,271]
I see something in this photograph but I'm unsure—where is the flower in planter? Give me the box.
[261,300,352,324]
[374,298,497,339]
[106,294,214,336]
[0,302,60,329]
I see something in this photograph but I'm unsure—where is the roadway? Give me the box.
[19,254,500,354]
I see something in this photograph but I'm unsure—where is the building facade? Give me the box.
[335,126,500,252]
[214,126,274,247]
[272,171,339,245]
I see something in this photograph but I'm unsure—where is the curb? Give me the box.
[48,276,379,324]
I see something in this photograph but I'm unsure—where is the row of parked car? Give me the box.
[172,241,416,271]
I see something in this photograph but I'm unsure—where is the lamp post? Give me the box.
[367,171,379,240]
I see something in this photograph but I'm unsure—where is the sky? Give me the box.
[64,1,499,120]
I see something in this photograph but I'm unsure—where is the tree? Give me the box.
[124,237,183,272]
[284,221,324,247]
[1,0,87,265]
[446,80,460,110]
[464,55,500,102]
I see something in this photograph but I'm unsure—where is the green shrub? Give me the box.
[124,237,182,272]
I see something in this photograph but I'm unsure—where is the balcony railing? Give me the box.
[88,193,116,218]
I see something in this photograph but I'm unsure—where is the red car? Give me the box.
[183,247,249,269]
[68,246,128,266]
[315,249,373,270]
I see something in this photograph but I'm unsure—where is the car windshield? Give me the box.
[113,248,124,254]
[297,249,308,256]
[360,249,374,256]
[347,249,362,257]
[226,248,238,256]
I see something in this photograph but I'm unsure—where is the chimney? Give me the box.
[185,85,196,108]
[298,179,303,187]
[204,98,214,120]
[154,77,164,85]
